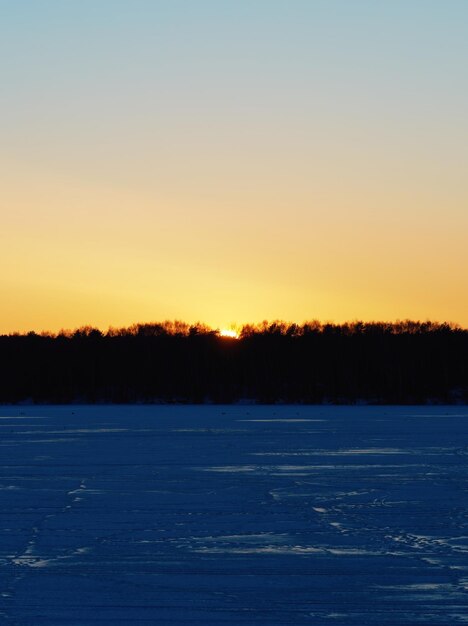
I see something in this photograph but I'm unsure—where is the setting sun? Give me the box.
[218,329,239,339]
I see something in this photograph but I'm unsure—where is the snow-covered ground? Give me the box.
[0,405,467,625]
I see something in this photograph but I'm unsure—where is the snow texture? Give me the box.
[0,405,467,625]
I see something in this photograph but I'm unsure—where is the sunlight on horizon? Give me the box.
[218,329,240,339]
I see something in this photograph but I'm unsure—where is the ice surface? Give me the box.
[0,405,466,625]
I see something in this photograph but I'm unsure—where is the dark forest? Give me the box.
[1,321,467,404]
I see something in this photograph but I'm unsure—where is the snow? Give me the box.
[0,404,466,625]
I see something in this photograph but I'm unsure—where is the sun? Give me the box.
[218,329,239,339]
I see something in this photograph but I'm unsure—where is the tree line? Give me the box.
[0,320,466,404]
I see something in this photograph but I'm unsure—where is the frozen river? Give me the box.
[0,405,467,625]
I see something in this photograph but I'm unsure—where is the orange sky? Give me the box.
[1,2,467,333]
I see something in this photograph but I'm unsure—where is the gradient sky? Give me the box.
[1,0,467,333]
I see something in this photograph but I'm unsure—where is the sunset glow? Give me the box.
[1,2,467,334]
[218,329,239,339]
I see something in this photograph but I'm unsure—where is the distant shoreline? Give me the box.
[1,321,467,405]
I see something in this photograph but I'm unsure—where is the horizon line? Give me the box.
[2,318,466,337]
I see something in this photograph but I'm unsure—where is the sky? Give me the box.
[1,0,467,333]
